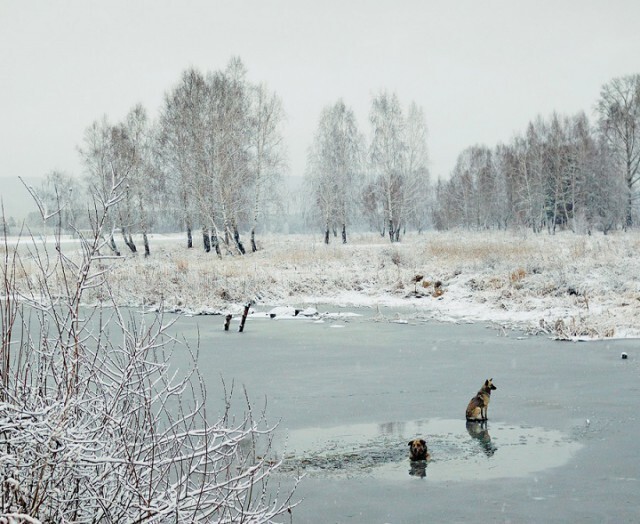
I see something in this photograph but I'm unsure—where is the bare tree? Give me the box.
[586,134,626,234]
[596,74,640,228]
[502,120,548,232]
[404,102,431,232]
[35,171,81,234]
[306,100,363,244]
[248,83,286,252]
[78,116,124,255]
[122,104,158,257]
[157,68,208,250]
[368,92,407,242]
[204,59,252,255]
[565,112,598,233]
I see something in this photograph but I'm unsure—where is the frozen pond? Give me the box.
[161,305,640,522]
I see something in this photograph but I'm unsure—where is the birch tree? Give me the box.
[158,60,280,255]
[248,83,286,252]
[206,58,252,255]
[121,104,157,256]
[369,92,407,242]
[306,100,363,244]
[157,68,208,250]
[78,116,124,255]
[437,146,497,230]
[585,135,625,233]
[596,74,640,227]
[404,102,431,232]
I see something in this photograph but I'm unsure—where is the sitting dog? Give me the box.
[408,438,430,461]
[465,378,497,421]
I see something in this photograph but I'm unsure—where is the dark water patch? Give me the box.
[274,418,581,482]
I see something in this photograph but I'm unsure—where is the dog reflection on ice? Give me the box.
[466,420,497,457]
[409,460,428,478]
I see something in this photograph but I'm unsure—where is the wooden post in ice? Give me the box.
[238,303,250,332]
[224,314,232,331]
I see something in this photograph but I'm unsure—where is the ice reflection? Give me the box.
[408,460,427,478]
[275,418,582,482]
[466,420,497,457]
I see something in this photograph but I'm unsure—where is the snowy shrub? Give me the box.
[0,187,298,523]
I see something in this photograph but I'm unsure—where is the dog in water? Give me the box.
[465,378,497,421]
[408,438,430,461]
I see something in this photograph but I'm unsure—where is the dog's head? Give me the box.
[408,438,428,461]
[485,378,497,391]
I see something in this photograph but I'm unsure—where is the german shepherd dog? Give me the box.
[465,378,497,421]
[408,438,430,461]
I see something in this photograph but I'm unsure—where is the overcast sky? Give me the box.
[1,0,639,195]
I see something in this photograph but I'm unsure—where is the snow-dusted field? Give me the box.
[102,229,640,340]
[8,229,640,339]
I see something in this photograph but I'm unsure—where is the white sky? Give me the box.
[1,0,639,189]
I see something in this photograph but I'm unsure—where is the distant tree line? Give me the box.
[304,74,640,241]
[30,68,640,252]
[432,74,640,234]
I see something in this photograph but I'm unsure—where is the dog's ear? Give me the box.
[485,379,490,386]
[420,439,426,446]
[408,441,413,447]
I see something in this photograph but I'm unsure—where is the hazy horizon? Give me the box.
[2,1,639,219]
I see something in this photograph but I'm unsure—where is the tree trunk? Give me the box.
[202,226,211,252]
[233,225,246,255]
[211,229,221,257]
[626,180,633,228]
[251,227,257,253]
[127,231,136,252]
[324,220,330,245]
[341,223,347,244]
[182,189,192,248]
[109,234,121,256]
[186,224,193,249]
[142,231,150,257]
[121,226,137,253]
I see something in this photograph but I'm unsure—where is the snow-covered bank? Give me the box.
[7,230,640,340]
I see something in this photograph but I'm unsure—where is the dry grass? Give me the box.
[510,268,526,283]
[4,229,640,339]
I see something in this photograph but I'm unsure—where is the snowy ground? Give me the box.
[7,229,640,340]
